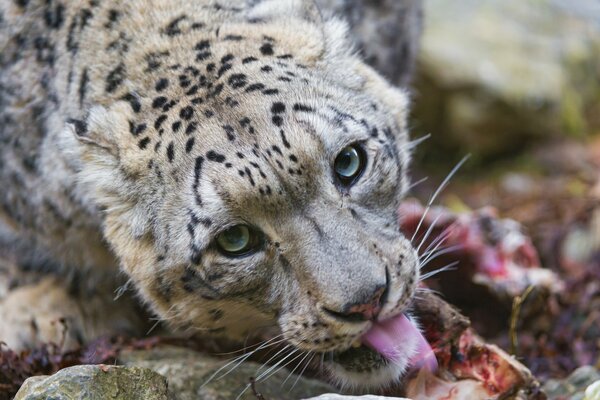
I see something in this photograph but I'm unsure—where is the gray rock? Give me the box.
[412,0,600,163]
[120,346,337,400]
[14,365,170,400]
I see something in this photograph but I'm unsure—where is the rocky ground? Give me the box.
[2,0,600,399]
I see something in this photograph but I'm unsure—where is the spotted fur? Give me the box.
[0,0,418,388]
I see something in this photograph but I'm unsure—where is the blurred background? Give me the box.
[412,2,600,394]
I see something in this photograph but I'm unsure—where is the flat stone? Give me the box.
[14,364,169,400]
[119,346,337,400]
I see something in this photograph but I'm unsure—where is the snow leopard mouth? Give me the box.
[325,313,438,387]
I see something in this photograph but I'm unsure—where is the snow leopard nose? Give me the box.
[323,284,387,322]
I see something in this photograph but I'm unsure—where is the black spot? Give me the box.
[180,106,194,120]
[260,65,272,72]
[66,19,79,53]
[192,156,204,206]
[135,123,147,136]
[166,142,175,162]
[263,89,279,95]
[211,83,224,97]
[121,93,141,113]
[278,76,292,82]
[289,154,298,162]
[272,116,283,127]
[164,15,186,36]
[195,40,210,51]
[80,7,93,28]
[191,97,203,105]
[206,62,216,72]
[186,122,198,135]
[224,34,244,41]
[179,75,191,88]
[172,121,182,132]
[78,68,89,107]
[44,1,65,29]
[105,62,125,93]
[155,78,169,92]
[138,137,150,149]
[228,73,247,89]
[278,54,293,59]
[196,51,212,62]
[293,103,314,112]
[271,102,285,114]
[105,9,119,28]
[185,137,195,153]
[221,54,234,63]
[242,57,258,64]
[223,125,235,141]
[245,83,265,92]
[280,130,291,149]
[225,97,239,107]
[272,145,283,155]
[260,43,274,55]
[186,85,199,96]
[162,99,177,112]
[152,96,168,109]
[217,63,232,77]
[206,151,226,163]
[154,114,167,130]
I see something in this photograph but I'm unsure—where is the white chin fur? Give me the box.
[326,358,411,391]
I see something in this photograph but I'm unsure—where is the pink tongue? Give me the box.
[361,314,438,372]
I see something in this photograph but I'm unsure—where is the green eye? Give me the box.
[334,144,365,185]
[216,225,260,256]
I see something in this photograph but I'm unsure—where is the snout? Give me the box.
[321,279,388,322]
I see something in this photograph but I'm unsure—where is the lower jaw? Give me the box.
[331,345,388,373]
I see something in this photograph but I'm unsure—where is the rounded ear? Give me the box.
[247,0,323,25]
[67,103,132,156]
[354,62,411,135]
[67,102,151,176]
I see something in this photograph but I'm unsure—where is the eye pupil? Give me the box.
[334,145,364,184]
[217,225,252,255]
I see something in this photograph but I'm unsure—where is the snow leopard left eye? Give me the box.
[334,144,366,186]
[216,225,262,257]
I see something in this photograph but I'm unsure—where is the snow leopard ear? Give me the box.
[67,101,152,174]
[247,0,323,25]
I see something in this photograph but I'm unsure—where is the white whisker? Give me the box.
[420,244,464,268]
[290,352,315,392]
[410,155,470,245]
[406,176,428,193]
[282,351,312,387]
[415,213,443,254]
[256,348,300,383]
[404,133,431,151]
[201,336,287,387]
[419,261,459,281]
[255,344,292,376]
